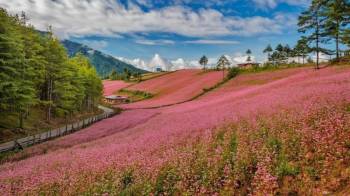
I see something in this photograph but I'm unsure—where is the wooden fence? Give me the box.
[0,106,116,153]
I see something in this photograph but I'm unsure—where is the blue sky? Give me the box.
[0,0,311,62]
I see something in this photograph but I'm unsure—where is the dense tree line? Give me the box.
[109,68,142,82]
[0,8,102,128]
[263,42,312,65]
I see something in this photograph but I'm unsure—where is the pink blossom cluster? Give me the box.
[0,66,350,194]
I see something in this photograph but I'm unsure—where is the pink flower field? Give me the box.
[103,80,131,96]
[120,69,224,109]
[1,66,350,195]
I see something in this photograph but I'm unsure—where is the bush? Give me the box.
[227,67,240,79]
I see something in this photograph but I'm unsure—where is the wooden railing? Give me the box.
[0,105,116,153]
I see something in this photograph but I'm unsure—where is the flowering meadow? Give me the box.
[0,66,350,195]
[103,80,131,96]
[121,69,224,109]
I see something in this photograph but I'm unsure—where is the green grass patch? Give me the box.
[118,89,154,103]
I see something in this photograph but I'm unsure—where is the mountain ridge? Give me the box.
[61,40,147,77]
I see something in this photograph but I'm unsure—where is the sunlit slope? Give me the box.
[121,69,224,109]
[1,66,350,194]
[103,80,131,96]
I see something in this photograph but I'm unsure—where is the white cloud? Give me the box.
[135,39,175,45]
[185,39,239,45]
[0,0,296,38]
[82,40,108,50]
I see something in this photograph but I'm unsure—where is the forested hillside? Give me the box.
[62,40,147,77]
[0,9,102,131]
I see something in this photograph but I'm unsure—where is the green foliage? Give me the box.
[216,55,230,70]
[154,166,180,195]
[227,67,240,79]
[297,0,346,67]
[323,0,350,59]
[276,160,300,178]
[118,89,153,103]
[306,166,320,181]
[0,8,102,128]
[199,55,209,70]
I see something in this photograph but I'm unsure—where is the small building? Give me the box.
[104,95,129,105]
[237,63,260,69]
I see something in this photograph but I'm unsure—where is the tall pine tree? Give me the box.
[323,0,350,59]
[298,0,328,69]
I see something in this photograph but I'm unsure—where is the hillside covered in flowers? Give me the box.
[1,65,350,195]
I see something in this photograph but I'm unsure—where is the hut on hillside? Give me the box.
[237,62,260,69]
[104,95,129,105]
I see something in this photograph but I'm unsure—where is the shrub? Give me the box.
[226,67,240,79]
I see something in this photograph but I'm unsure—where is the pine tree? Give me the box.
[294,36,311,64]
[263,44,273,62]
[0,9,37,128]
[284,44,292,58]
[323,0,350,59]
[199,55,208,70]
[342,29,350,49]
[72,54,102,112]
[42,30,70,121]
[217,55,230,81]
[298,0,328,69]
[0,8,22,112]
[246,49,252,62]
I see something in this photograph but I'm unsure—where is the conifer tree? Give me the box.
[0,9,37,128]
[199,55,208,70]
[217,55,230,81]
[263,44,273,62]
[246,49,252,62]
[294,36,311,64]
[298,0,328,69]
[42,30,70,121]
[323,0,350,59]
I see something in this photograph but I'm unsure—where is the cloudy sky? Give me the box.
[0,0,310,62]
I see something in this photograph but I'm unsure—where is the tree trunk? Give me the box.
[222,66,225,81]
[336,19,340,60]
[47,78,52,122]
[336,32,339,60]
[19,111,24,129]
[316,16,320,70]
[302,55,305,64]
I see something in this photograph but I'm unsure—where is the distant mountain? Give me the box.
[61,40,147,77]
